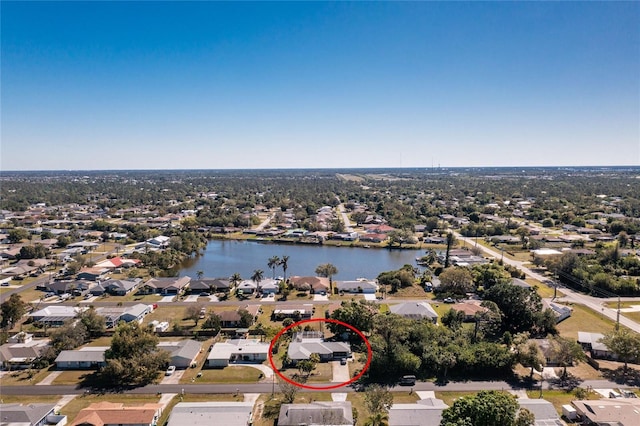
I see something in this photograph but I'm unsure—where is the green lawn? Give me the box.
[556,303,617,340]
[184,366,262,384]
[304,362,333,383]
[525,389,599,415]
[51,370,95,385]
[0,367,52,386]
[0,394,60,404]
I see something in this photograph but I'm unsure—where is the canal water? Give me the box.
[177,240,425,281]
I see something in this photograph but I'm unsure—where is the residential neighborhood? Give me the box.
[1,168,639,425]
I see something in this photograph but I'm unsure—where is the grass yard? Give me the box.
[0,367,52,386]
[527,278,563,298]
[388,285,432,299]
[347,392,419,426]
[177,338,214,383]
[303,362,333,383]
[185,366,262,384]
[51,370,95,385]
[556,303,617,340]
[0,394,60,404]
[525,389,599,415]
[434,391,484,407]
[60,394,161,425]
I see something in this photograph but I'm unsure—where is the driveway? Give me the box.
[364,294,376,301]
[313,294,329,301]
[159,295,175,303]
[331,360,350,383]
[207,295,219,302]
[184,295,199,303]
[161,369,185,385]
[229,363,273,380]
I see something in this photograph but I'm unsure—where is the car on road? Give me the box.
[399,375,416,386]
[443,297,455,303]
[165,365,176,376]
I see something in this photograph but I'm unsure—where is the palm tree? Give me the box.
[444,232,456,268]
[251,269,264,292]
[230,273,242,289]
[279,255,290,282]
[267,256,280,279]
[315,263,338,294]
[196,270,204,280]
[365,412,389,426]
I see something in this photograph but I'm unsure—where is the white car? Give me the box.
[165,365,176,376]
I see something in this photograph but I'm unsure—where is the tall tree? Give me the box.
[268,256,281,279]
[316,263,338,294]
[0,294,27,329]
[280,255,290,282]
[230,273,242,288]
[185,305,204,326]
[363,384,393,415]
[551,336,586,382]
[101,322,170,387]
[78,308,106,338]
[251,269,264,290]
[438,267,474,297]
[444,232,456,268]
[599,328,640,373]
[440,390,532,426]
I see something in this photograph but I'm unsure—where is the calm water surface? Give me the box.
[178,240,425,280]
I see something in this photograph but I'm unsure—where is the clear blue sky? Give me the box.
[2,1,639,170]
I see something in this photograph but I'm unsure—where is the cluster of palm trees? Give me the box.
[267,255,290,281]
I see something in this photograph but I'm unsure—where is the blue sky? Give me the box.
[2,1,639,170]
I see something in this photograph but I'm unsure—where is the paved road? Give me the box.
[335,198,354,232]
[454,233,640,334]
[1,378,632,396]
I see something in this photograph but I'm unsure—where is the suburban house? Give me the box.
[55,340,200,370]
[448,302,489,322]
[206,338,270,368]
[145,235,171,248]
[43,280,92,296]
[167,402,254,426]
[157,340,201,368]
[390,302,439,323]
[0,333,50,370]
[140,276,191,295]
[29,305,86,327]
[336,279,378,294]
[0,403,67,426]
[277,402,353,426]
[236,280,257,295]
[572,398,640,426]
[518,399,563,426]
[273,304,314,320]
[96,303,151,328]
[76,267,110,281]
[389,397,449,426]
[289,276,330,293]
[259,279,279,295]
[287,331,351,364]
[70,402,163,426]
[100,278,141,296]
[218,311,245,328]
[543,300,573,323]
[189,278,231,294]
[94,256,141,270]
[577,331,615,359]
[55,347,108,369]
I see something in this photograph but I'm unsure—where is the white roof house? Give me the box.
[167,402,255,426]
[389,302,439,323]
[389,397,449,426]
[29,306,86,326]
[287,332,351,363]
[206,338,270,368]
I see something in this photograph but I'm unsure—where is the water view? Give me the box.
[177,240,425,280]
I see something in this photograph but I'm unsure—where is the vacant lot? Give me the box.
[185,366,262,384]
[556,303,617,340]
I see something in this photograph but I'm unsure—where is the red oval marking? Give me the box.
[268,318,372,390]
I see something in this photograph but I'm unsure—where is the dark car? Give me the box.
[399,375,416,386]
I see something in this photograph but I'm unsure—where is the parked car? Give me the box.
[399,375,416,386]
[199,292,210,297]
[165,366,176,376]
[340,358,347,365]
